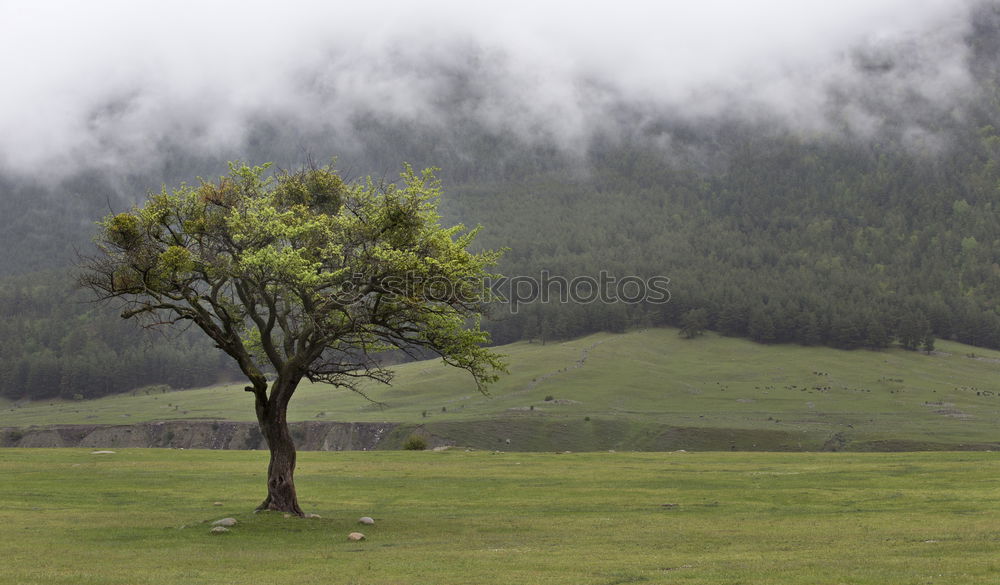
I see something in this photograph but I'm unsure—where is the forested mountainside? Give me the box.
[0,272,238,399]
[3,2,1000,401]
[471,126,1000,349]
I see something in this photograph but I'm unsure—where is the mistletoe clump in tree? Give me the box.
[80,161,505,515]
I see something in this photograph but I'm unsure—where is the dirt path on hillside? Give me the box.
[510,336,617,398]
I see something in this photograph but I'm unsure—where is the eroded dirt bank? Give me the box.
[0,420,397,451]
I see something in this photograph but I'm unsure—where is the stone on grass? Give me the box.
[347,532,366,541]
[210,526,230,534]
[212,502,223,506]
[212,517,238,527]
[305,513,321,519]
[358,516,375,525]
[90,450,115,455]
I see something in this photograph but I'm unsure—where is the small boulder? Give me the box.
[347,532,366,541]
[358,516,375,525]
[212,517,238,527]
[90,450,115,455]
[305,513,322,519]
[210,526,230,534]
[212,502,223,506]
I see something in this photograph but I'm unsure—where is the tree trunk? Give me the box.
[255,387,303,516]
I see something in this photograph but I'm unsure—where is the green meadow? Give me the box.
[3,448,999,585]
[5,328,1000,450]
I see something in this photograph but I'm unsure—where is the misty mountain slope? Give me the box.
[3,1,1000,400]
[441,124,1000,349]
[9,122,996,403]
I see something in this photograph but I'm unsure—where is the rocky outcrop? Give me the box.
[0,420,396,451]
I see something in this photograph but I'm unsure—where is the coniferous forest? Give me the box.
[3,2,1000,400]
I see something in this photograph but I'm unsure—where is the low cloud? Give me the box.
[0,0,977,179]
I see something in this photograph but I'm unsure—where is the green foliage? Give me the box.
[898,310,933,351]
[105,213,142,249]
[922,333,936,354]
[679,308,709,339]
[402,435,428,450]
[80,161,506,404]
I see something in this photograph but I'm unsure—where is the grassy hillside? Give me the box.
[5,328,1000,450]
[3,448,1000,585]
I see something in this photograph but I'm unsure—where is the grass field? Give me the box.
[5,328,1000,450]
[2,448,1000,584]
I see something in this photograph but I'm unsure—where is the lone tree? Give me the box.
[79,161,505,515]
